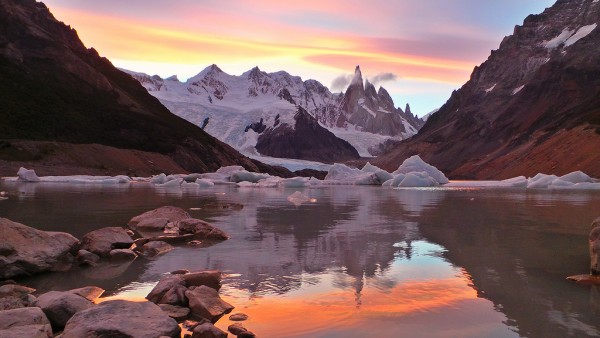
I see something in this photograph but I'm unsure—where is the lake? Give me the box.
[1,181,600,337]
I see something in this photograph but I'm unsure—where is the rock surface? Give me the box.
[229,313,249,321]
[34,291,94,330]
[181,270,222,290]
[76,249,100,266]
[0,218,79,279]
[191,321,228,338]
[109,248,138,261]
[80,227,133,257]
[140,240,174,257]
[0,284,36,310]
[62,300,180,338]
[177,219,229,240]
[146,275,186,305]
[185,286,234,323]
[128,206,191,229]
[158,304,190,321]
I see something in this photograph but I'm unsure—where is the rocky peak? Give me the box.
[377,87,396,112]
[350,65,364,91]
[405,104,412,116]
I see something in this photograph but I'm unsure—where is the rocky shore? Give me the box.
[0,206,256,338]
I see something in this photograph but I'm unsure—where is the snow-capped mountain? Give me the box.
[374,0,600,179]
[127,65,423,161]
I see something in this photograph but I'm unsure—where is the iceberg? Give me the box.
[393,155,449,185]
[17,167,40,182]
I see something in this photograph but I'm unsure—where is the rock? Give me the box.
[146,275,186,304]
[128,206,191,228]
[567,274,600,285]
[177,218,229,240]
[140,241,174,257]
[191,321,228,338]
[182,319,202,330]
[0,284,37,310]
[189,240,203,246]
[229,313,249,321]
[238,331,257,338]
[171,269,190,275]
[68,286,105,302]
[160,284,188,306]
[80,227,134,257]
[0,218,79,279]
[593,217,600,228]
[158,304,190,321]
[34,291,94,330]
[76,249,100,266]
[185,286,234,323]
[109,248,137,261]
[0,307,53,337]
[62,300,180,338]
[181,270,222,290]
[17,167,40,182]
[136,217,170,231]
[228,323,247,335]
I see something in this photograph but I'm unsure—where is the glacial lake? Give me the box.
[1,181,600,337]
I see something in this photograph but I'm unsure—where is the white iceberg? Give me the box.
[398,172,439,188]
[17,167,40,182]
[195,178,215,188]
[393,155,449,185]
[287,191,316,206]
[279,177,309,188]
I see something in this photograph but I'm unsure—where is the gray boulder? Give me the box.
[0,218,79,279]
[80,227,134,257]
[128,206,190,229]
[62,300,180,338]
[0,307,52,338]
[191,321,228,338]
[185,286,234,323]
[34,291,94,330]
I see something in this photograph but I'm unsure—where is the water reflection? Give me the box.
[2,182,600,337]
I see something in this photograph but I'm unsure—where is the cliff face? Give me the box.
[0,0,287,175]
[375,0,600,179]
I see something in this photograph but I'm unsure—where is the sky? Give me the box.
[43,0,555,117]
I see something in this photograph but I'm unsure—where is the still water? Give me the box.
[1,181,600,337]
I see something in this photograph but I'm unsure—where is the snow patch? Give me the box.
[545,28,575,49]
[564,24,597,47]
[512,85,525,95]
[485,84,497,93]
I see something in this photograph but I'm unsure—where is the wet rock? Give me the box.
[136,217,170,231]
[0,284,36,310]
[76,249,100,266]
[185,285,234,323]
[238,331,257,338]
[567,274,600,285]
[0,218,79,279]
[128,206,191,229]
[191,321,228,338]
[0,307,53,338]
[160,284,188,306]
[68,286,104,302]
[158,304,190,321]
[181,270,222,290]
[228,322,247,335]
[171,269,190,275]
[177,218,229,240]
[140,241,174,257]
[229,313,249,321]
[34,291,94,330]
[80,227,134,257]
[146,275,186,304]
[62,300,180,338]
[109,248,137,261]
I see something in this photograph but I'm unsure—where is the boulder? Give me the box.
[0,284,36,310]
[128,206,190,228]
[185,286,234,323]
[228,323,247,335]
[181,270,222,290]
[109,249,137,261]
[67,286,105,302]
[62,300,180,338]
[158,304,190,321]
[80,227,133,257]
[76,249,100,266]
[0,307,52,337]
[136,217,170,231]
[191,321,228,338]
[140,241,174,257]
[146,275,186,304]
[34,291,94,330]
[238,331,257,338]
[593,216,600,228]
[0,218,79,279]
[229,313,249,321]
[177,218,229,240]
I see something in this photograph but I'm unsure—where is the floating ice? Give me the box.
[230,170,270,183]
[287,191,316,206]
[17,167,40,182]
[361,162,381,173]
[150,173,167,184]
[195,178,215,188]
[398,172,439,188]
[162,178,182,187]
[393,155,449,185]
[279,177,309,188]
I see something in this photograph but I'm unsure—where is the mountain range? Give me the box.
[374,0,600,179]
[0,0,289,176]
[127,65,424,162]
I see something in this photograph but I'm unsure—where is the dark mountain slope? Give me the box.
[374,0,600,179]
[0,0,288,175]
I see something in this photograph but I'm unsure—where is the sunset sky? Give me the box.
[43,0,554,116]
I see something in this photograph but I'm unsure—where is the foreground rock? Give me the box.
[158,304,190,321]
[0,218,79,279]
[34,291,94,330]
[80,227,134,257]
[191,320,228,338]
[0,307,52,338]
[139,241,174,257]
[177,219,229,241]
[0,283,37,310]
[128,206,191,230]
[62,300,180,338]
[186,286,234,323]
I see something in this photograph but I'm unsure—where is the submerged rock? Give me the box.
[80,227,133,257]
[128,206,191,229]
[140,241,174,257]
[0,218,79,279]
[228,322,247,335]
[62,300,180,338]
[185,286,234,323]
[0,307,52,338]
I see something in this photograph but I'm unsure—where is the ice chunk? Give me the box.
[549,179,575,189]
[150,173,167,184]
[393,155,449,184]
[162,178,182,187]
[374,169,394,183]
[287,191,315,206]
[279,177,309,188]
[325,163,363,181]
[355,173,380,185]
[398,172,439,187]
[527,174,559,189]
[501,176,528,188]
[236,181,257,188]
[181,181,199,188]
[230,171,270,183]
[195,178,215,188]
[17,167,40,182]
[361,162,381,173]
[572,182,600,190]
[559,171,593,184]
[216,166,245,175]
